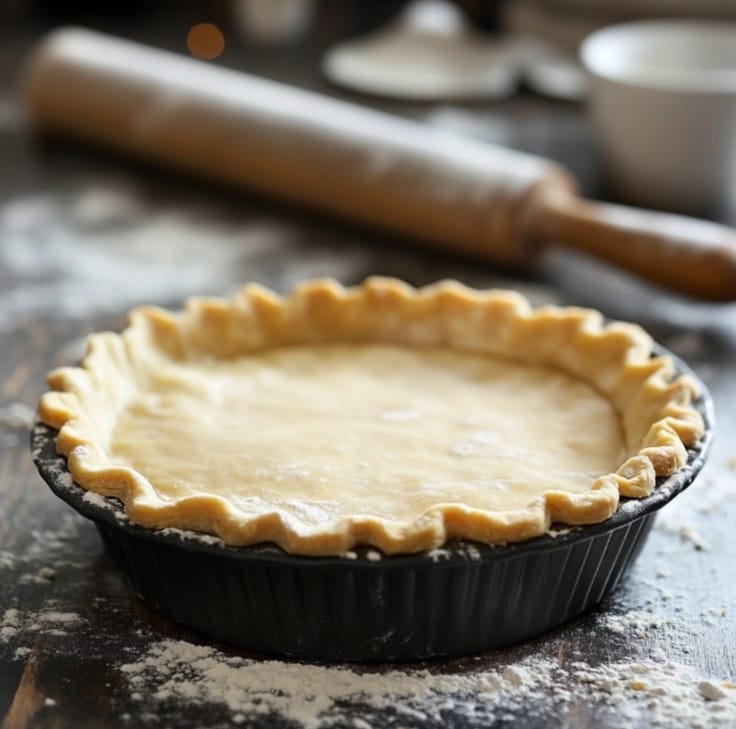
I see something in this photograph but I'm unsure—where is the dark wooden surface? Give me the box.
[1,9,736,729]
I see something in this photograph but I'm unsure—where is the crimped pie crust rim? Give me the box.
[38,278,705,556]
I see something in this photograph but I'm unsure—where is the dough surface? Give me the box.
[109,343,625,522]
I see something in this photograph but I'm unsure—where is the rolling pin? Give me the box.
[23,27,736,301]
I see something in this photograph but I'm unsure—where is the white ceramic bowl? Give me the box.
[581,20,736,216]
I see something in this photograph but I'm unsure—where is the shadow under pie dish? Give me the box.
[33,278,711,660]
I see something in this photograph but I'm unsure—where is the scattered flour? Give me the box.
[0,514,83,573]
[602,611,655,636]
[0,402,35,429]
[0,192,248,326]
[596,610,668,638]
[678,526,710,552]
[571,660,736,727]
[116,638,736,729]
[425,543,483,562]
[652,472,733,551]
[80,490,128,524]
[700,680,735,701]
[156,528,224,546]
[38,611,81,625]
[655,522,711,552]
[119,640,563,727]
[427,548,453,562]
[81,491,111,509]
[1,607,81,647]
[0,608,22,643]
[0,187,375,331]
[0,507,88,621]
[19,566,57,585]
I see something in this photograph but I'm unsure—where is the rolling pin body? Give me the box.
[25,28,568,266]
[24,28,736,300]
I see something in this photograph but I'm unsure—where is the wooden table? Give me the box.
[1,13,735,729]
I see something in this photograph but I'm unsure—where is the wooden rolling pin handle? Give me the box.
[526,187,736,302]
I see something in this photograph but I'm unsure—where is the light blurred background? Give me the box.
[2,0,736,327]
[4,0,736,210]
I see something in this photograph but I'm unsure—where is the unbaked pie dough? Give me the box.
[40,278,704,555]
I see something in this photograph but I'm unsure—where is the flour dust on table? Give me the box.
[115,637,735,729]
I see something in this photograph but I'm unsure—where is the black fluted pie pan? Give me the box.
[31,349,713,662]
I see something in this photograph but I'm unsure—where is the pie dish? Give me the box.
[33,278,712,660]
[38,278,704,556]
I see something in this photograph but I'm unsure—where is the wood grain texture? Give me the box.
[2,14,736,729]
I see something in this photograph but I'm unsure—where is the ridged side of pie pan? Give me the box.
[31,351,713,662]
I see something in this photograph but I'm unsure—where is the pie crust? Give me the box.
[39,278,704,556]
